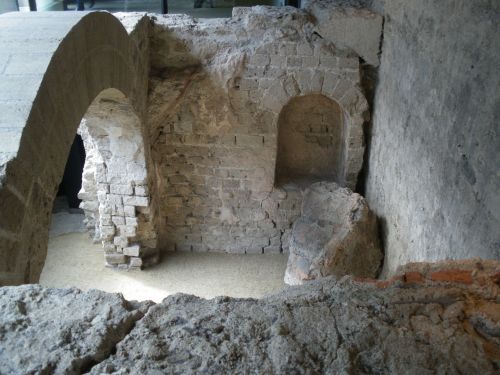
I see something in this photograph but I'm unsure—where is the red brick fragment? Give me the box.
[490,272,500,286]
[375,275,404,289]
[404,271,424,283]
[476,276,488,286]
[430,269,473,284]
[353,276,377,284]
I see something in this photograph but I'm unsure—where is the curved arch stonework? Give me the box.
[261,73,368,190]
[0,6,375,284]
[78,89,158,269]
[275,94,346,187]
[0,12,156,285]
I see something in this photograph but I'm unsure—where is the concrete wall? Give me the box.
[0,1,18,14]
[365,0,500,275]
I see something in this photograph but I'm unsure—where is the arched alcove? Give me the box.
[275,94,345,188]
[0,12,156,285]
[77,89,157,269]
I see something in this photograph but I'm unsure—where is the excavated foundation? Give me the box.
[1,259,499,374]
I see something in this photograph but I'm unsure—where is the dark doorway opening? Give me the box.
[57,134,86,209]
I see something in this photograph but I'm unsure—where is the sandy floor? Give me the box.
[40,224,288,302]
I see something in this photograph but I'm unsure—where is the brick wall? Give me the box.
[147,8,371,255]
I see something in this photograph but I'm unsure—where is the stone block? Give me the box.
[100,226,115,240]
[134,185,148,196]
[270,55,286,67]
[113,236,128,248]
[123,225,137,238]
[238,77,259,90]
[248,54,270,67]
[105,253,127,265]
[284,182,382,285]
[235,135,263,148]
[302,55,319,68]
[304,0,383,66]
[297,43,314,56]
[264,245,281,254]
[111,216,125,226]
[124,205,136,217]
[123,196,149,207]
[123,245,140,257]
[129,257,143,268]
[279,43,296,56]
[110,184,133,195]
[125,217,138,226]
[286,56,302,68]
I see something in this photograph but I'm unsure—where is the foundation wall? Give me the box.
[147,8,373,254]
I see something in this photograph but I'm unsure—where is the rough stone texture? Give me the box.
[302,0,383,66]
[148,7,371,255]
[285,182,382,285]
[2,260,498,374]
[78,89,158,269]
[0,6,378,284]
[0,284,151,375]
[364,0,500,276]
[276,94,345,185]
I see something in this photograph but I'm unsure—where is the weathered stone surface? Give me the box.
[285,182,382,285]
[2,262,499,374]
[364,0,500,276]
[0,6,375,284]
[0,284,150,375]
[0,12,155,284]
[77,89,158,269]
[148,7,370,256]
[302,0,383,66]
[93,267,497,373]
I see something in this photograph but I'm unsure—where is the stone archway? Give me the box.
[0,12,156,285]
[77,89,158,269]
[258,65,369,190]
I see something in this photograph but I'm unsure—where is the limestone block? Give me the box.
[110,184,133,195]
[125,217,138,226]
[123,195,149,207]
[123,225,137,238]
[0,285,149,374]
[123,244,140,257]
[134,185,148,196]
[235,134,264,148]
[110,213,125,225]
[113,236,128,248]
[3,274,500,374]
[284,182,382,285]
[100,225,115,240]
[124,205,136,217]
[303,0,383,66]
[105,253,127,265]
[129,257,142,268]
[80,200,98,212]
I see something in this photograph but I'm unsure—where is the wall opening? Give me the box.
[46,88,158,273]
[56,134,86,209]
[275,94,345,188]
